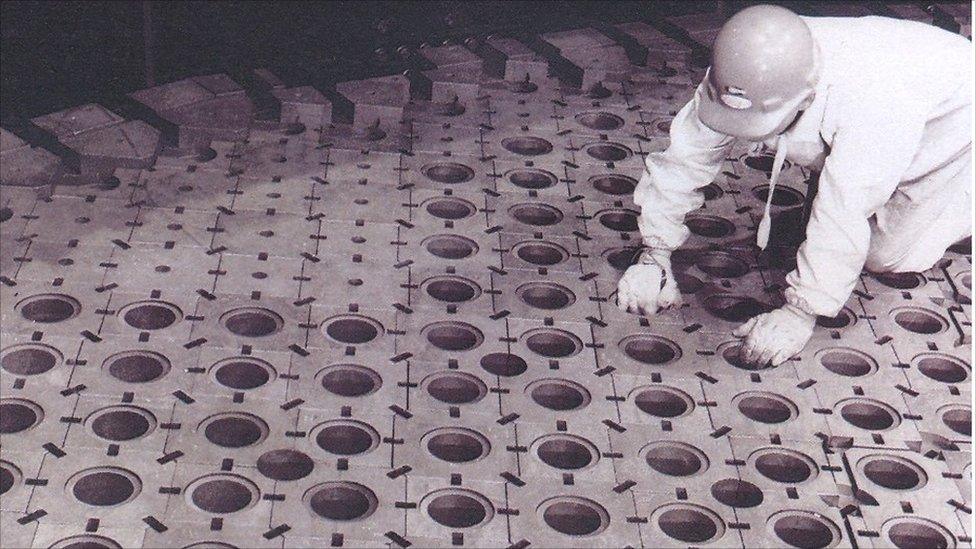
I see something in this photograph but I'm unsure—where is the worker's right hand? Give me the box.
[616,249,682,316]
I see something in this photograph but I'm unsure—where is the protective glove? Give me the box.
[733,303,816,367]
[616,249,683,316]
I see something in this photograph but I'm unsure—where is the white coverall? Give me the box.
[635,16,973,318]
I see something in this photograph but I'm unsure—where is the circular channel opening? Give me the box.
[604,247,640,270]
[872,272,925,290]
[576,112,624,131]
[509,203,564,226]
[859,455,927,491]
[696,251,750,278]
[643,441,709,477]
[424,196,477,220]
[620,335,681,365]
[314,420,380,456]
[0,343,62,375]
[119,300,182,330]
[584,142,631,162]
[220,307,283,338]
[913,353,970,384]
[891,307,948,335]
[597,209,639,232]
[516,282,576,310]
[687,216,735,238]
[257,449,314,481]
[323,314,384,344]
[513,240,569,266]
[654,503,725,544]
[590,174,637,196]
[200,412,269,448]
[769,510,841,549]
[940,404,971,436]
[211,357,276,390]
[507,168,557,189]
[836,398,901,431]
[632,385,695,418]
[883,517,956,549]
[711,478,763,508]
[187,474,259,514]
[87,405,157,441]
[704,295,770,322]
[103,350,171,383]
[480,352,528,376]
[317,364,382,397]
[523,328,583,358]
[750,448,818,484]
[423,234,479,260]
[502,136,553,156]
[425,489,494,528]
[816,308,857,329]
[1,460,21,496]
[423,276,482,303]
[422,162,475,184]
[17,293,81,323]
[753,184,804,207]
[719,341,772,370]
[698,183,724,201]
[424,428,491,463]
[526,378,591,411]
[676,272,705,294]
[534,434,599,470]
[49,535,123,549]
[305,482,377,522]
[423,371,488,404]
[816,348,878,377]
[424,321,484,352]
[540,496,609,536]
[733,391,798,424]
[68,467,141,507]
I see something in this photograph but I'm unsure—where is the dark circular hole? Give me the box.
[319,364,381,397]
[675,272,705,294]
[655,118,672,133]
[502,136,553,156]
[605,247,640,270]
[105,351,170,383]
[196,147,218,162]
[424,196,477,220]
[542,498,607,536]
[307,482,377,521]
[687,216,735,238]
[121,301,181,330]
[696,251,750,278]
[509,203,564,226]
[202,414,267,448]
[89,406,155,441]
[50,535,123,549]
[190,476,255,514]
[753,184,804,207]
[425,321,484,352]
[697,183,723,201]
[818,348,877,377]
[872,272,924,290]
[705,295,770,322]
[0,207,13,223]
[480,352,528,377]
[887,520,953,549]
[18,294,80,323]
[576,112,624,131]
[893,308,947,334]
[424,276,481,303]
[736,393,796,424]
[324,315,382,344]
[862,457,924,490]
[1,344,60,375]
[507,168,557,189]
[915,354,969,383]
[257,449,314,481]
[839,399,900,431]
[528,379,590,411]
[524,329,582,358]
[536,435,596,470]
[71,469,138,506]
[590,174,637,196]
[745,154,775,172]
[315,421,378,456]
[427,491,491,528]
[941,406,971,436]
[772,513,838,549]
[710,478,763,508]
[213,358,274,390]
[424,234,479,259]
[0,461,17,495]
[621,335,681,365]
[644,442,707,476]
[426,429,489,463]
[949,236,972,254]
[517,282,575,310]
[585,142,630,161]
[221,307,282,337]
[598,210,639,232]
[422,162,475,184]
[634,386,693,418]
[817,308,856,329]
[425,372,487,404]
[658,506,721,543]
[754,450,815,483]
[514,241,568,266]
[720,342,772,370]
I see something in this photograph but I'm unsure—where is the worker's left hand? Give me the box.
[733,304,816,367]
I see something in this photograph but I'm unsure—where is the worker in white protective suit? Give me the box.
[618,5,973,367]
